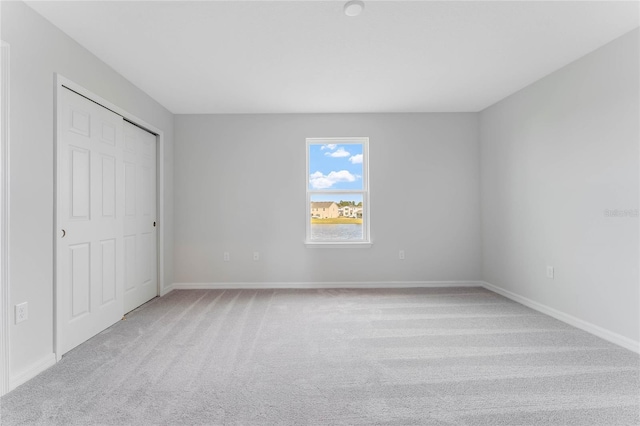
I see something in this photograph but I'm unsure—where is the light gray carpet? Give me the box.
[1,287,639,425]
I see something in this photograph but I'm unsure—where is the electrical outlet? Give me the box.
[223,252,230,262]
[253,251,260,261]
[15,302,28,324]
[546,266,554,279]
[399,250,405,260]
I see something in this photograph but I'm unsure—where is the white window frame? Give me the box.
[305,137,371,248]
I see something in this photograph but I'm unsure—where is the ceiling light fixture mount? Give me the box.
[344,0,364,17]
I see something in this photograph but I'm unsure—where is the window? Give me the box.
[306,137,370,247]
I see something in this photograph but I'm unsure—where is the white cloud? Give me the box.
[321,144,337,150]
[325,147,350,158]
[309,170,358,189]
[349,154,363,164]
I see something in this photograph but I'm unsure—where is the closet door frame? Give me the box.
[54,74,165,361]
[0,41,10,397]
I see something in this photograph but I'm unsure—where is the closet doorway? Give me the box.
[55,77,162,358]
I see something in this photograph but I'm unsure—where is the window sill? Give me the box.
[305,241,373,249]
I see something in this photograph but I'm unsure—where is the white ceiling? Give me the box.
[26,1,640,114]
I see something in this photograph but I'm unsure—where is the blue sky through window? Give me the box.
[309,143,363,190]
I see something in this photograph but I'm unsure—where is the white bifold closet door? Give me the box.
[58,87,125,355]
[123,121,157,314]
[58,87,157,357]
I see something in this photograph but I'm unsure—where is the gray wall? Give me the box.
[1,1,174,380]
[174,113,481,284]
[480,29,639,342]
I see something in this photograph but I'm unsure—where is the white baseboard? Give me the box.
[481,281,640,354]
[169,281,483,290]
[160,283,175,296]
[9,352,56,391]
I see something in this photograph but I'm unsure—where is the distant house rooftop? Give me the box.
[311,202,337,208]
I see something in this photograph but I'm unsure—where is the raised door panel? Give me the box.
[124,235,136,293]
[141,165,152,217]
[70,147,90,220]
[100,239,116,305]
[100,155,116,218]
[69,243,90,319]
[141,232,152,286]
[69,108,90,137]
[100,122,116,146]
[124,162,136,217]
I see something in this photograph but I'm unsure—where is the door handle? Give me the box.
[153,221,156,227]
[61,229,66,238]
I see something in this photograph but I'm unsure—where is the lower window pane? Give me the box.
[310,194,364,241]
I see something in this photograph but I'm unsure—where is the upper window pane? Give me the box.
[308,143,364,190]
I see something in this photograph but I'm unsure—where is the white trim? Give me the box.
[171,281,483,290]
[0,41,10,397]
[9,353,56,391]
[54,74,166,360]
[304,242,372,249]
[481,281,640,354]
[160,283,175,296]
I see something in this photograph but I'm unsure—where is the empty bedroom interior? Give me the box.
[1,0,639,424]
